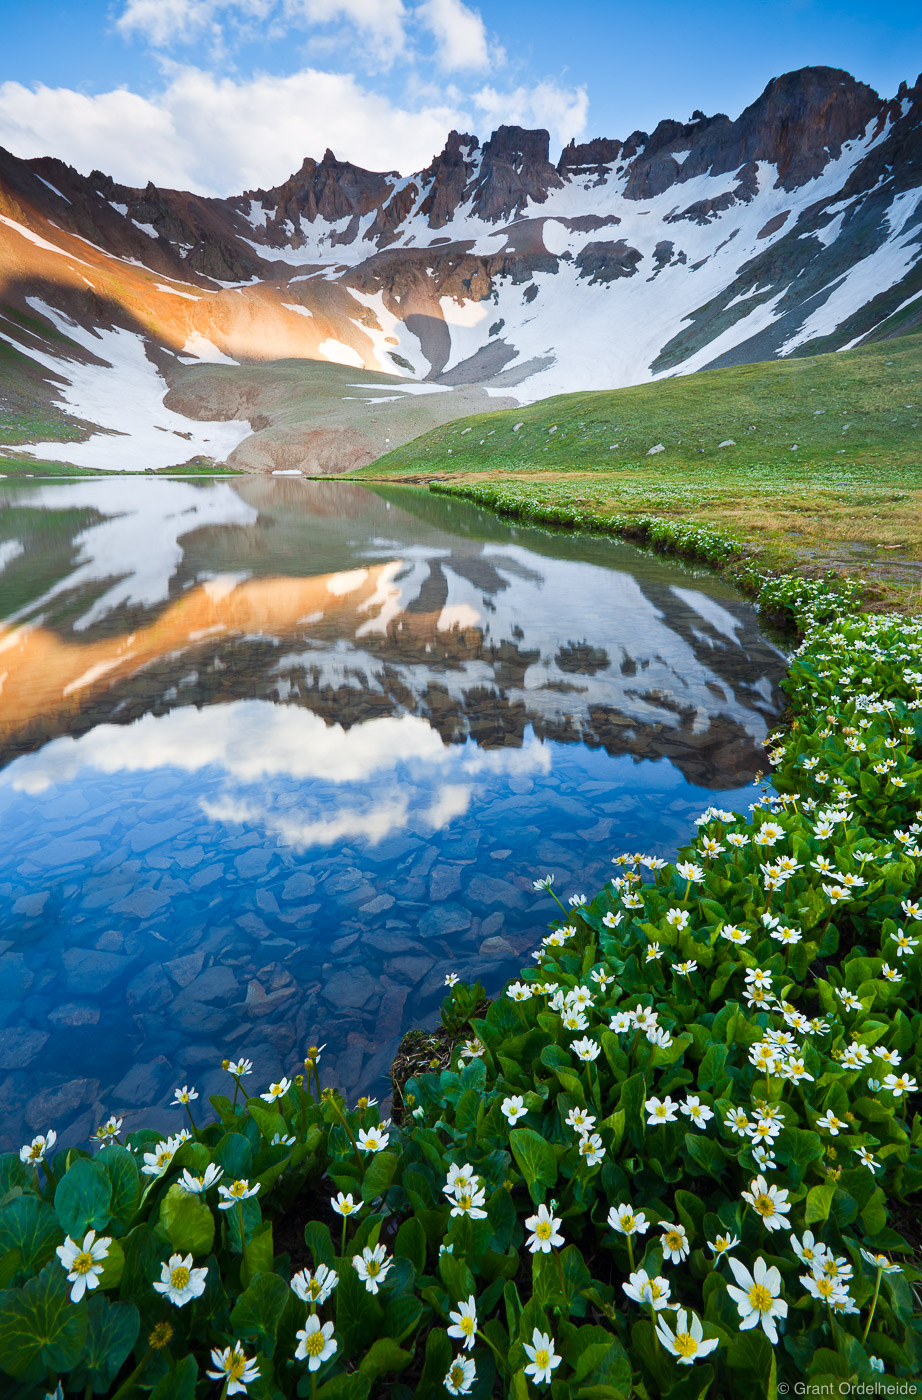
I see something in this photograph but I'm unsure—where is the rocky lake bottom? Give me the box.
[0,477,789,1150]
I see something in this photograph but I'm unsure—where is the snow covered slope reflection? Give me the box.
[0,479,786,1149]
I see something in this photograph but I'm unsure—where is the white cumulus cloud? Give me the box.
[0,64,590,192]
[416,0,493,71]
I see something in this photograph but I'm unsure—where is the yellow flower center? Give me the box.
[753,1193,775,1218]
[648,1281,664,1300]
[228,1354,247,1381]
[170,1266,191,1290]
[621,1215,636,1232]
[460,1316,475,1335]
[309,1280,322,1298]
[304,1330,325,1356]
[674,1332,698,1358]
[817,1277,837,1298]
[450,1364,465,1386]
[457,1194,472,1211]
[156,1151,172,1167]
[72,1250,95,1276]
[665,1232,683,1252]
[536,1221,552,1240]
[534,1349,550,1369]
[366,1260,380,1277]
[748,1283,773,1313]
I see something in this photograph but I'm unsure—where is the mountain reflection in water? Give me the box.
[0,479,788,1149]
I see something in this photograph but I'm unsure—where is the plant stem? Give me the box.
[327,1096,363,1168]
[185,1104,198,1140]
[341,1216,348,1261]
[237,1201,249,1287]
[476,1327,510,1377]
[627,1235,635,1272]
[861,1267,883,1343]
[110,1349,153,1400]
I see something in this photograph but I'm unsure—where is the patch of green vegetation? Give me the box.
[354,335,922,598]
[0,302,82,351]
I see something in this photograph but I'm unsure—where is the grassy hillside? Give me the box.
[358,332,922,476]
[354,334,922,598]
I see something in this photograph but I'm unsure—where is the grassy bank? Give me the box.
[4,497,920,1396]
[353,334,922,604]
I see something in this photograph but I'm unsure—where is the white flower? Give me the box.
[647,1026,674,1049]
[533,874,555,891]
[565,1106,596,1133]
[561,1009,589,1032]
[218,1180,260,1210]
[352,1244,393,1294]
[153,1253,208,1307]
[356,1127,389,1153]
[609,1012,632,1032]
[291,1263,338,1306]
[179,1163,224,1194]
[721,925,750,945]
[608,1203,650,1237]
[444,1164,475,1196]
[172,1086,198,1106]
[576,1132,605,1167]
[20,1131,56,1166]
[294,1315,337,1371]
[523,1329,561,1386]
[445,972,460,987]
[447,1295,478,1351]
[602,911,623,929]
[331,1191,358,1217]
[790,1231,828,1268]
[525,1204,564,1254]
[656,1309,719,1365]
[676,861,705,883]
[506,981,532,1002]
[726,1256,787,1343]
[883,1073,918,1098]
[741,1176,791,1231]
[802,1273,848,1305]
[665,908,689,929]
[870,1357,885,1374]
[444,1356,477,1395]
[681,1096,713,1128]
[645,1097,679,1126]
[660,1223,690,1264]
[748,1115,782,1144]
[260,1078,292,1103]
[623,1269,671,1310]
[56,1230,111,1303]
[853,1146,880,1172]
[91,1117,123,1146]
[725,1108,750,1137]
[226,1058,253,1078]
[816,1109,846,1135]
[860,1249,902,1275]
[708,1233,739,1258]
[572,1037,600,1062]
[207,1343,260,1395]
[449,1185,488,1220]
[500,1095,527,1125]
[141,1134,182,1177]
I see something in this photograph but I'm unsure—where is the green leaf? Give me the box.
[382,1292,424,1345]
[159,1184,215,1257]
[394,1217,427,1273]
[213,1131,254,1180]
[418,1325,453,1396]
[358,1337,413,1381]
[53,1158,112,1238]
[230,1271,289,1359]
[361,1150,398,1204]
[509,1128,557,1205]
[305,1221,335,1268]
[316,1374,371,1400]
[0,1155,29,1199]
[805,1183,837,1225]
[454,1087,481,1134]
[73,1294,139,1392]
[97,1146,140,1233]
[335,1257,380,1358]
[0,1195,61,1274]
[0,1262,88,1381]
[245,1221,274,1278]
[151,1353,198,1400]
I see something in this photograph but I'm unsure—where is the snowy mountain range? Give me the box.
[1,65,920,471]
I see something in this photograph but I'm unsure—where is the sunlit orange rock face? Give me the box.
[0,563,412,739]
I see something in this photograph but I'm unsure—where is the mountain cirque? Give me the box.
[0,65,920,472]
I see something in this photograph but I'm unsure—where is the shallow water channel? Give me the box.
[0,477,788,1149]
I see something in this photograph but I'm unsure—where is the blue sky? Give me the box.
[0,0,918,194]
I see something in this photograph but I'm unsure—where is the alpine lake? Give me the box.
[0,477,789,1150]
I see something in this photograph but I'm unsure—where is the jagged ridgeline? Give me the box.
[0,65,920,473]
